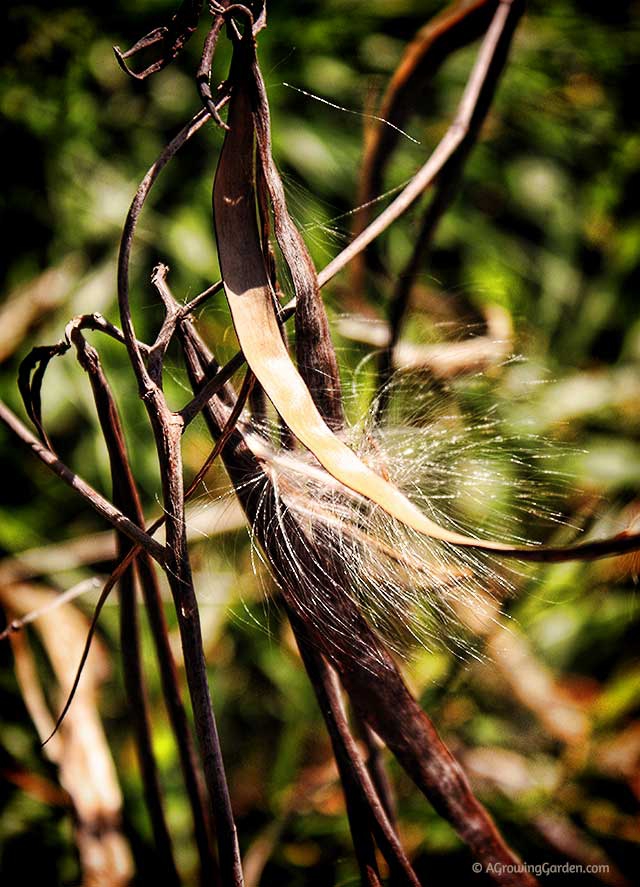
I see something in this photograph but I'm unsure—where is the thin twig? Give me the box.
[117,109,244,887]
[0,400,166,565]
[113,0,205,81]
[317,0,523,288]
[118,565,181,884]
[293,620,420,886]
[197,16,228,129]
[179,350,247,427]
[181,279,224,317]
[70,326,217,885]
[0,579,100,642]
[355,715,397,827]
[351,0,497,293]
[377,0,521,411]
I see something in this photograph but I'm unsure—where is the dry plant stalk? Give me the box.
[1,583,133,887]
[1,2,638,885]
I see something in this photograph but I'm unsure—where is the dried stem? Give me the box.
[135,550,220,887]
[0,400,166,564]
[69,327,218,885]
[113,0,204,80]
[351,0,497,293]
[355,715,397,827]
[318,0,524,288]
[197,17,228,129]
[118,566,181,885]
[292,618,421,887]
[182,279,224,317]
[117,115,243,887]
[377,0,521,411]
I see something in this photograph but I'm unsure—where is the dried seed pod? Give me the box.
[212,29,640,566]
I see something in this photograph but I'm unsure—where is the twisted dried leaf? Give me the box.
[113,0,204,81]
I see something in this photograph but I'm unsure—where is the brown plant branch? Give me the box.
[118,566,181,884]
[0,400,167,564]
[318,0,524,289]
[376,0,522,412]
[117,110,243,887]
[293,620,421,886]
[355,715,398,828]
[181,278,225,317]
[113,0,205,81]
[69,326,217,885]
[197,16,228,130]
[351,0,497,294]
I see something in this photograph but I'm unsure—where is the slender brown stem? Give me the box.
[147,400,243,887]
[113,0,205,81]
[0,400,166,565]
[351,0,497,294]
[292,619,420,887]
[117,111,244,885]
[197,16,228,129]
[118,564,181,885]
[117,109,211,384]
[377,0,522,413]
[179,350,247,427]
[69,328,218,886]
[318,0,524,289]
[135,551,220,887]
[181,279,224,317]
[64,312,151,355]
[355,715,397,828]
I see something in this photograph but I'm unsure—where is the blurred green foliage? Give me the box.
[1,1,640,885]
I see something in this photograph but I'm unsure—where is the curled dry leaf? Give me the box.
[113,0,204,81]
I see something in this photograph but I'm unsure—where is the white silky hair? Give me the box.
[240,368,577,660]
